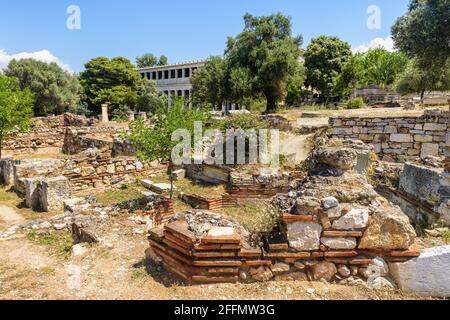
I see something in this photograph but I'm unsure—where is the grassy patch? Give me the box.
[89,183,146,206]
[151,175,225,197]
[441,230,450,243]
[27,230,74,259]
[0,187,54,220]
[220,200,280,234]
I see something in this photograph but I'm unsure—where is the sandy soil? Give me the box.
[0,206,433,301]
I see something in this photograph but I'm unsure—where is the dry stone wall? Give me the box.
[330,109,449,162]
[2,113,115,154]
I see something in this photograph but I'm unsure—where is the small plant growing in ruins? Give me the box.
[0,75,34,158]
[125,97,211,198]
[346,97,364,109]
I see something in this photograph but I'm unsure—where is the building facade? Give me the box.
[138,60,206,104]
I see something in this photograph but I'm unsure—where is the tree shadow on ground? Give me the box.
[132,259,187,288]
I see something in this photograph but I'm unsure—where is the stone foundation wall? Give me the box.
[61,152,166,192]
[330,109,450,162]
[3,113,115,154]
[1,153,166,194]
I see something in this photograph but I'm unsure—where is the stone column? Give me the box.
[101,104,109,123]
[138,112,147,121]
[127,110,135,122]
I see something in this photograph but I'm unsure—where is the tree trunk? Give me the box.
[0,138,2,159]
[420,90,425,106]
[265,94,277,114]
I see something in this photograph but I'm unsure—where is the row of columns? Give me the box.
[141,67,197,81]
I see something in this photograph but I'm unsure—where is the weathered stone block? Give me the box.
[332,208,369,230]
[399,163,443,205]
[321,237,357,250]
[390,134,412,143]
[24,177,44,210]
[423,123,447,131]
[359,207,416,250]
[421,143,439,158]
[40,176,71,212]
[389,246,450,297]
[287,222,322,250]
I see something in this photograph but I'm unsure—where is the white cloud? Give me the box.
[352,36,396,54]
[0,49,72,73]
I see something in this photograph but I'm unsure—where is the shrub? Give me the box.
[346,97,364,109]
[215,113,268,131]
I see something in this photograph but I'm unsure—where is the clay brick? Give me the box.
[282,214,317,223]
[385,250,421,258]
[193,251,237,258]
[243,260,273,267]
[200,233,241,245]
[265,252,311,259]
[239,248,262,258]
[162,238,193,257]
[194,243,242,251]
[268,243,289,251]
[165,221,196,244]
[324,251,358,258]
[193,260,243,267]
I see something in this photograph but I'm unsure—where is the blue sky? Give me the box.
[0,0,410,73]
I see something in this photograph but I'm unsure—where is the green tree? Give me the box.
[333,54,364,99]
[4,59,82,116]
[304,36,352,102]
[359,49,409,88]
[392,0,450,69]
[333,49,409,99]
[79,57,142,116]
[0,75,34,158]
[191,56,228,108]
[136,79,166,113]
[395,59,450,100]
[285,62,307,107]
[136,53,158,68]
[125,98,211,198]
[157,55,168,66]
[225,13,304,113]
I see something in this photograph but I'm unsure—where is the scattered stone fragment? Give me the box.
[337,265,351,278]
[359,207,416,250]
[321,196,339,209]
[332,208,369,230]
[310,261,337,282]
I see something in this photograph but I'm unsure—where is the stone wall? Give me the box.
[330,109,450,162]
[1,153,166,194]
[2,113,114,154]
[60,151,166,192]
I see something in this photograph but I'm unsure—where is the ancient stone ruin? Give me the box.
[146,138,431,291]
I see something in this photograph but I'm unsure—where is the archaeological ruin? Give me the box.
[0,106,449,299]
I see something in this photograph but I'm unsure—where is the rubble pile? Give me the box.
[148,140,421,286]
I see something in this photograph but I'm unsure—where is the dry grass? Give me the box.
[87,183,146,206]
[220,200,279,234]
[26,230,74,259]
[0,187,57,221]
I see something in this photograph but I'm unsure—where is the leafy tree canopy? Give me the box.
[80,56,164,116]
[395,58,450,98]
[0,75,34,157]
[4,59,82,116]
[136,53,158,68]
[392,0,450,69]
[136,53,169,68]
[304,36,352,101]
[225,13,304,112]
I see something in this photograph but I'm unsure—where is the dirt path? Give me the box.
[0,219,430,300]
[0,205,25,227]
